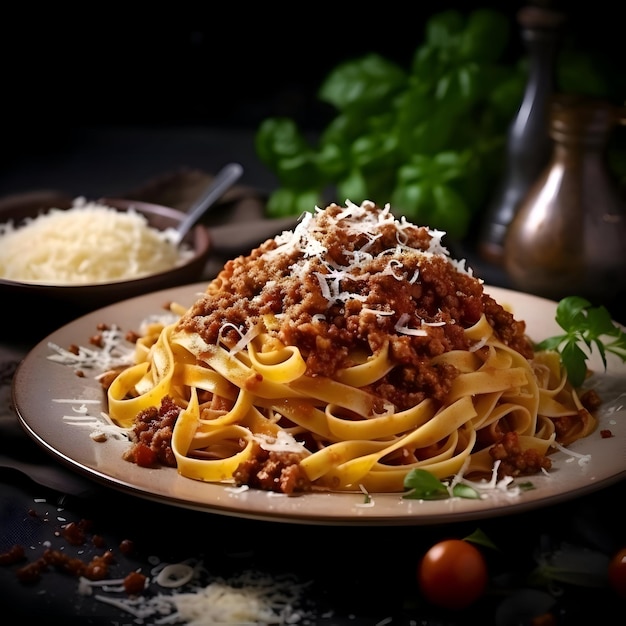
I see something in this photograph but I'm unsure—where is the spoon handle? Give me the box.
[175,162,243,243]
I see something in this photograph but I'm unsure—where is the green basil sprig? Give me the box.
[534,296,626,388]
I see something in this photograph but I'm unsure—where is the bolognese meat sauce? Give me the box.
[178,202,533,412]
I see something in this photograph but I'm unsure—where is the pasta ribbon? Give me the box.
[172,388,256,482]
[335,342,394,387]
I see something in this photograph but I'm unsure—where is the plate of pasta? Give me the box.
[12,201,626,525]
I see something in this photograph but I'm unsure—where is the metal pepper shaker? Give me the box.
[478,5,565,265]
[503,94,626,307]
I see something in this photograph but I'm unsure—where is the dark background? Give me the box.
[2,1,624,161]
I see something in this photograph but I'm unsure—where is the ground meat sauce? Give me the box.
[489,431,552,477]
[177,201,532,411]
[121,201,543,492]
[123,395,179,468]
[232,442,312,493]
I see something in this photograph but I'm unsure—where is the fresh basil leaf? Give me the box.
[336,168,368,206]
[255,117,310,168]
[403,468,449,499]
[555,296,591,331]
[265,188,321,219]
[422,10,464,51]
[318,53,407,114]
[431,184,471,240]
[587,304,619,337]
[460,9,510,63]
[607,334,626,360]
[534,334,566,352]
[403,469,481,501]
[561,340,590,388]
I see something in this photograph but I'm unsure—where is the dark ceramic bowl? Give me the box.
[0,194,211,338]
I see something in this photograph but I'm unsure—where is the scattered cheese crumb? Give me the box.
[83,564,314,625]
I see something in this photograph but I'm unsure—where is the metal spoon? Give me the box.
[173,162,244,245]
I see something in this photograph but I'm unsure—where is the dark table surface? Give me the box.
[1,125,624,625]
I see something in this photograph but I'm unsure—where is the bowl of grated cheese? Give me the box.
[0,196,211,331]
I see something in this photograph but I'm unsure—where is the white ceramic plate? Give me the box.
[12,283,626,526]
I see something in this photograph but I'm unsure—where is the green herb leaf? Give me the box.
[402,468,479,500]
[561,340,589,389]
[403,468,449,499]
[464,528,499,551]
[450,483,481,499]
[318,53,407,114]
[535,296,626,388]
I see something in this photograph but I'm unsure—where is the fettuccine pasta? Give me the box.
[107,200,597,493]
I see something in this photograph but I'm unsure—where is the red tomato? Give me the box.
[417,539,488,610]
[608,547,626,598]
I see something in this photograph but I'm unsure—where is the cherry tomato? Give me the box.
[608,547,626,598]
[417,539,488,610]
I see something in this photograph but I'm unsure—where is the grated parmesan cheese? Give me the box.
[0,197,192,284]
[48,324,134,371]
[267,200,477,322]
[80,561,314,625]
